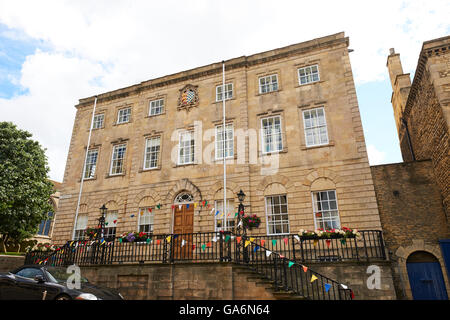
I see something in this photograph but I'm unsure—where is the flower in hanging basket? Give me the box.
[242,214,261,230]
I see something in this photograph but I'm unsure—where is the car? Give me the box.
[0,264,124,300]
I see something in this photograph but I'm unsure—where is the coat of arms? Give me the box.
[178,84,199,111]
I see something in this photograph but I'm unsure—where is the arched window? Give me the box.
[174,192,194,204]
[37,212,53,236]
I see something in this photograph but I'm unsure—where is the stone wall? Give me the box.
[78,261,396,300]
[371,160,449,252]
[370,160,450,299]
[0,255,25,273]
[400,67,450,216]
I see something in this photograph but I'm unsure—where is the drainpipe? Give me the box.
[401,117,416,161]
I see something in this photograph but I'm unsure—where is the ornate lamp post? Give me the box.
[236,190,249,263]
[98,204,107,240]
[237,189,246,235]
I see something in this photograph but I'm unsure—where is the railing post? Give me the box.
[379,231,386,260]
[219,232,224,262]
[291,235,296,261]
[362,231,369,262]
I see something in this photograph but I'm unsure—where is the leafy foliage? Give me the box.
[0,122,54,252]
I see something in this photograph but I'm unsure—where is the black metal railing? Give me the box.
[241,230,386,262]
[25,230,386,267]
[25,231,234,267]
[234,235,353,300]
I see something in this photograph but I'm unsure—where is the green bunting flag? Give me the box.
[288,261,294,268]
[201,244,206,251]
[225,235,231,242]
[272,239,277,246]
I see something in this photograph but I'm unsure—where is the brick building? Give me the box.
[376,35,450,300]
[51,32,382,245]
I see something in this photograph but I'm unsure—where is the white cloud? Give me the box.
[0,0,448,180]
[367,144,387,165]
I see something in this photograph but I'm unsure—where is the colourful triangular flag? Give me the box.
[236,236,242,244]
[244,240,251,248]
[311,275,318,283]
[186,204,190,209]
[225,235,230,242]
[253,246,260,252]
[288,261,294,268]
[294,235,300,242]
[272,239,277,246]
[166,236,171,243]
[266,250,272,257]
[181,240,186,247]
[201,244,206,251]
[260,239,265,247]
[326,239,331,247]
[283,238,288,245]
[302,265,308,273]
[324,283,332,292]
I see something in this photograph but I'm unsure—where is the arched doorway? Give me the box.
[172,191,194,259]
[406,251,448,300]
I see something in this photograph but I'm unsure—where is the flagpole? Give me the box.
[72,96,98,240]
[222,61,227,231]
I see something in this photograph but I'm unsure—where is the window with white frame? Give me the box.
[261,116,283,153]
[259,74,278,94]
[143,137,160,169]
[215,124,234,160]
[104,210,118,240]
[302,107,329,147]
[74,214,88,240]
[214,200,235,232]
[92,114,104,129]
[110,144,127,175]
[312,190,340,230]
[117,107,131,124]
[138,207,154,235]
[178,131,195,165]
[216,83,233,101]
[83,149,98,179]
[149,99,164,116]
[265,195,289,235]
[298,65,320,85]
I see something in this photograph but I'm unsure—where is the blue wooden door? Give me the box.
[407,262,448,300]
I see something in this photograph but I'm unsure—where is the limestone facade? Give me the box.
[52,32,382,245]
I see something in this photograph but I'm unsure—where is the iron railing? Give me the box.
[25,230,385,267]
[245,230,386,262]
[235,235,354,300]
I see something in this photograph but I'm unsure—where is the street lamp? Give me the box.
[98,204,107,240]
[237,190,246,235]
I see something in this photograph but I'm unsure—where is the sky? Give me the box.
[0,0,449,182]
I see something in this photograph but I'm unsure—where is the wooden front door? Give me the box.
[172,204,194,259]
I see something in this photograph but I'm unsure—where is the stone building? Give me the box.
[377,35,450,300]
[51,32,382,247]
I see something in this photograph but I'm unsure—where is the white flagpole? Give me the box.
[222,61,227,231]
[72,96,98,240]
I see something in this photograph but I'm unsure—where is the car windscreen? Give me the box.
[45,267,89,284]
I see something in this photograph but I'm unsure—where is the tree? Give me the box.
[0,122,54,253]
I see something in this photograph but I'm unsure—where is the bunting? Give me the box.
[288,261,294,268]
[311,275,318,283]
[324,283,332,292]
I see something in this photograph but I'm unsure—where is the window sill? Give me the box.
[256,89,281,97]
[105,173,126,179]
[294,80,324,89]
[113,121,131,127]
[139,167,161,172]
[77,176,97,183]
[145,112,165,119]
[301,141,334,150]
[173,162,197,168]
[260,148,288,156]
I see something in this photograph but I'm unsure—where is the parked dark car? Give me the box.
[0,265,124,300]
